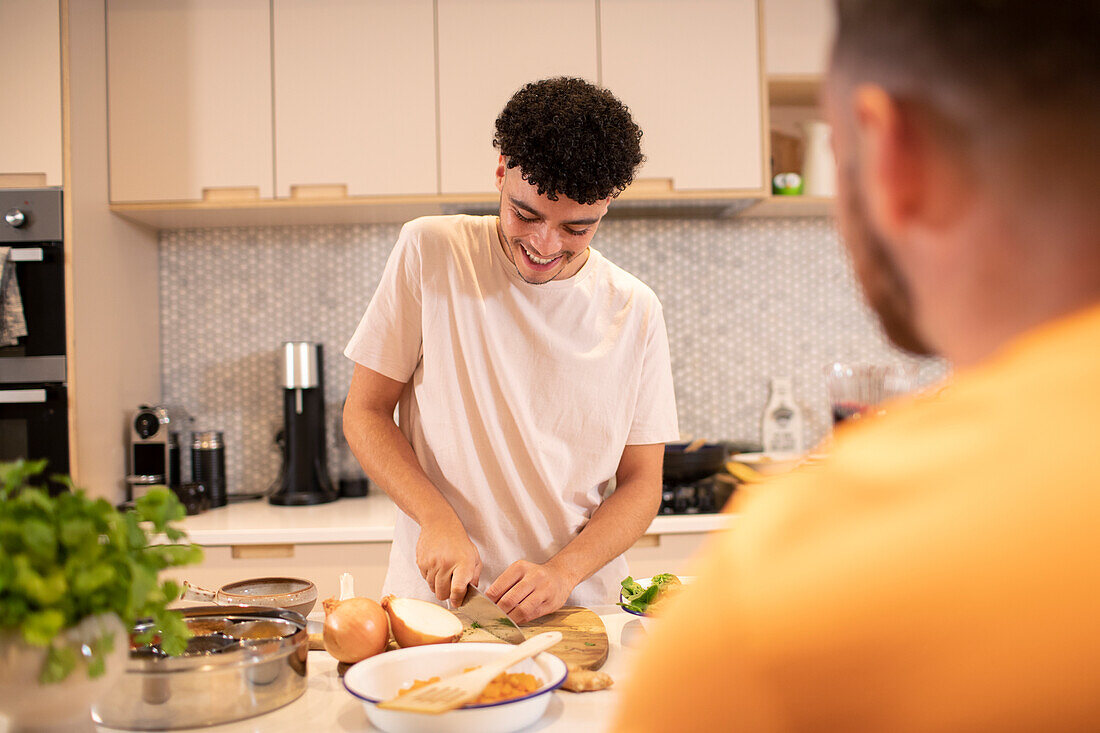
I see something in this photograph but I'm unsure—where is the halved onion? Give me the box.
[381,595,463,647]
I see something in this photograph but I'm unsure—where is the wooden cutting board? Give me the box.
[458,606,609,670]
[314,606,610,671]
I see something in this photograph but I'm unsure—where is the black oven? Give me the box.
[1,188,65,369]
[1,188,68,489]
[0,384,69,488]
[0,239,65,362]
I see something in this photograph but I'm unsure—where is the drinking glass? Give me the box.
[825,363,915,424]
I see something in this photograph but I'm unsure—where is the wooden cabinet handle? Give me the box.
[626,178,675,194]
[290,184,349,200]
[202,186,261,202]
[0,173,48,188]
[231,544,295,559]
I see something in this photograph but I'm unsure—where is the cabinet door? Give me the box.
[601,0,765,191]
[165,542,393,604]
[437,0,598,195]
[273,0,437,198]
[763,0,835,77]
[0,0,62,186]
[107,0,273,202]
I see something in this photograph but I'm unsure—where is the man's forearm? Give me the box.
[547,474,661,588]
[344,364,483,603]
[344,404,459,529]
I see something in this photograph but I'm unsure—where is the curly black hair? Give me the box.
[493,77,644,205]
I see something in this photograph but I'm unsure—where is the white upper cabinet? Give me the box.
[104,0,776,217]
[272,0,437,198]
[437,0,599,195]
[600,0,765,192]
[763,0,836,77]
[0,0,62,186]
[107,0,273,202]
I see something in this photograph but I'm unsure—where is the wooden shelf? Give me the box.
[741,195,834,218]
[767,74,824,107]
[110,191,829,230]
[757,72,833,219]
[109,184,773,230]
[109,195,486,230]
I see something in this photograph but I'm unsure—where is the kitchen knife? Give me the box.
[455,584,526,644]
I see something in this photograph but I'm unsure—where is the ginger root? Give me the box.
[561,664,614,693]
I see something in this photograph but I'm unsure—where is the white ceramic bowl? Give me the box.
[619,576,694,631]
[343,642,567,733]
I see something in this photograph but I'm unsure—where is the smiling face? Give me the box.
[494,158,611,285]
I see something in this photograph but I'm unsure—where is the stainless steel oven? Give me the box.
[0,188,68,489]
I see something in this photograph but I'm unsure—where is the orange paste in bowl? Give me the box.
[398,668,542,706]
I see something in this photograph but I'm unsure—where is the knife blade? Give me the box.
[454,584,526,644]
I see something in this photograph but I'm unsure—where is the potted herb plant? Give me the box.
[0,460,202,731]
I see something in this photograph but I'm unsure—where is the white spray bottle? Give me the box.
[761,377,804,456]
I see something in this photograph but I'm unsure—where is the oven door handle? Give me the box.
[8,248,44,262]
[0,388,47,404]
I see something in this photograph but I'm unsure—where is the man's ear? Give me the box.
[494,155,507,193]
[852,85,924,241]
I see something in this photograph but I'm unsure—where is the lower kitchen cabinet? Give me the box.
[165,541,392,604]
[168,531,711,606]
[625,532,711,579]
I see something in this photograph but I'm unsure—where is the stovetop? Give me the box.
[658,475,736,515]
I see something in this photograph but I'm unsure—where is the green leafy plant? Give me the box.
[0,459,203,683]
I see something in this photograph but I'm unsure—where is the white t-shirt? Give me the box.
[344,215,679,606]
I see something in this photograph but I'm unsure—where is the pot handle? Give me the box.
[181,580,219,604]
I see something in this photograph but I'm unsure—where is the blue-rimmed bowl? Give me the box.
[342,642,567,733]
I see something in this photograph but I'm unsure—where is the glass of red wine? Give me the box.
[825,363,915,425]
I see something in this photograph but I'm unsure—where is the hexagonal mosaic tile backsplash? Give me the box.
[160,217,944,496]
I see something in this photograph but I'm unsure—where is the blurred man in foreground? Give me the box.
[614,1,1100,730]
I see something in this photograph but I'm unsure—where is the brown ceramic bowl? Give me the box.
[181,577,317,618]
[216,577,317,617]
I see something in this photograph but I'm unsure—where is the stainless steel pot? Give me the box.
[91,606,308,730]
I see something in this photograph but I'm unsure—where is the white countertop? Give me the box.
[95,606,647,733]
[178,494,730,546]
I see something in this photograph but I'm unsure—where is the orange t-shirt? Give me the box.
[613,302,1100,732]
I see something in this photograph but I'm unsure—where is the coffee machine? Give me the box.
[268,342,337,505]
[126,404,192,501]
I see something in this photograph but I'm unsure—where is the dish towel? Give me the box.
[0,247,28,347]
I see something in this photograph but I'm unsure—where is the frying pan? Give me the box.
[663,442,729,484]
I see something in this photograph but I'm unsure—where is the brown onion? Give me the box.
[322,596,389,663]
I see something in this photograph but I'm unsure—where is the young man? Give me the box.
[615,1,1100,730]
[343,77,679,624]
